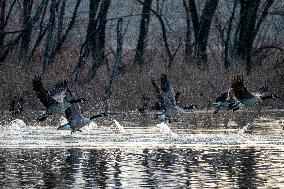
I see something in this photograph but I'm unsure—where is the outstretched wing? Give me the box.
[151,79,175,111]
[32,76,58,107]
[160,74,176,106]
[64,85,83,122]
[231,75,254,100]
[64,105,83,122]
[51,80,68,102]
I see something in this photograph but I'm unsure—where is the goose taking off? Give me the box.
[230,75,279,111]
[213,89,239,114]
[151,74,184,121]
[57,104,108,134]
[57,88,108,134]
[32,76,87,121]
[213,75,279,113]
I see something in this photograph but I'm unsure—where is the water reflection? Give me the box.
[0,147,283,188]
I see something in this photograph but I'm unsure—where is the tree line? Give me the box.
[0,0,283,80]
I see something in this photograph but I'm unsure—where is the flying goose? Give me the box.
[138,92,182,113]
[213,88,239,114]
[32,76,87,121]
[230,75,279,110]
[57,104,108,134]
[151,74,185,121]
[57,88,107,134]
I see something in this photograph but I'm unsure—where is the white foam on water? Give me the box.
[237,123,252,134]
[84,121,98,132]
[59,116,68,125]
[9,119,26,130]
[113,119,126,134]
[156,122,179,138]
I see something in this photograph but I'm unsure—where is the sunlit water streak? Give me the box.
[0,110,284,188]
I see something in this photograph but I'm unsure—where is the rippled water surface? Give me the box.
[0,110,284,188]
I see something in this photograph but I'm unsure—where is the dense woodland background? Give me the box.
[0,0,283,114]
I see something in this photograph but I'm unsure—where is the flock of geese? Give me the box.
[31,74,279,133]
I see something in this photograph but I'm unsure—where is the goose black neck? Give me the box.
[68,98,82,104]
[260,95,273,100]
[90,113,108,120]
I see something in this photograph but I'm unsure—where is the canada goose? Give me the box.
[230,75,279,110]
[213,89,239,114]
[57,105,108,134]
[151,74,185,121]
[149,92,198,111]
[32,76,87,121]
[57,88,107,134]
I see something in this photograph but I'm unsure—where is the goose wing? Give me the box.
[215,89,235,102]
[32,76,58,107]
[160,74,176,106]
[51,80,68,102]
[215,90,229,102]
[151,79,175,111]
[231,75,254,100]
[64,86,83,122]
[65,105,83,122]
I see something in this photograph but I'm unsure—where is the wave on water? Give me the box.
[156,122,179,138]
[112,119,126,134]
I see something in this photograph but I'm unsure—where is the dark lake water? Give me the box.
[0,110,284,188]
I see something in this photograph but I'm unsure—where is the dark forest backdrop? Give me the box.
[0,0,283,113]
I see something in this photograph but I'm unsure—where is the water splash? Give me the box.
[156,122,178,137]
[9,119,26,130]
[84,121,98,132]
[59,116,68,125]
[113,119,126,134]
[237,123,252,134]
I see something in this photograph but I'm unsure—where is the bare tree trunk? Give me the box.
[183,0,192,63]
[133,0,152,68]
[188,0,199,39]
[135,0,181,68]
[87,0,101,51]
[50,0,81,61]
[238,0,257,74]
[187,0,219,65]
[28,1,48,63]
[91,0,111,80]
[19,0,33,63]
[0,0,20,63]
[71,0,101,82]
[57,0,66,44]
[106,18,123,97]
[195,0,219,65]
[0,0,6,47]
[224,0,237,69]
[19,0,47,64]
[236,0,274,74]
[42,0,56,72]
